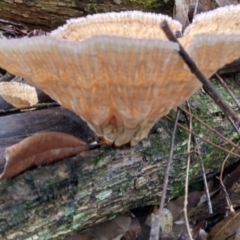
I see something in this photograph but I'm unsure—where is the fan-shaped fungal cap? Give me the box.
[0,82,38,108]
[51,11,182,41]
[180,5,240,49]
[186,34,240,78]
[180,5,240,78]
[0,35,200,146]
[0,8,240,146]
[184,5,240,37]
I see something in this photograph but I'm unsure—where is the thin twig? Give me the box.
[165,115,240,159]
[178,106,240,152]
[181,104,213,214]
[193,0,199,18]
[213,75,240,136]
[217,147,236,213]
[183,102,193,240]
[214,73,240,110]
[150,109,180,240]
[196,148,213,214]
[160,21,240,127]
[227,116,240,138]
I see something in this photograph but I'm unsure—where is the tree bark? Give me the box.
[0,0,174,31]
[0,107,185,240]
[0,92,239,239]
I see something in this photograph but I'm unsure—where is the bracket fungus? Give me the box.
[0,6,240,146]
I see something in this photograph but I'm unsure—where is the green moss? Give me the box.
[151,77,240,199]
[145,135,168,157]
[129,0,162,10]
[96,190,113,200]
[72,213,90,230]
[94,147,109,167]
[172,182,185,197]
[84,3,107,14]
[63,206,75,217]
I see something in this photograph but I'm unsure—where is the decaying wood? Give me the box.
[0,107,186,239]
[0,97,239,239]
[0,0,174,31]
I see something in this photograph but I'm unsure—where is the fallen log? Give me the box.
[0,95,239,239]
[0,106,185,239]
[0,0,173,31]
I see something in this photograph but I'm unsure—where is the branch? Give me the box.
[160,21,240,127]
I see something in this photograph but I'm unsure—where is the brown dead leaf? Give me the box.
[173,0,213,29]
[208,210,240,240]
[192,222,208,240]
[171,220,207,240]
[167,191,204,221]
[172,221,190,240]
[0,132,89,179]
[123,215,141,239]
[65,214,131,240]
[216,0,239,7]
[223,164,240,191]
